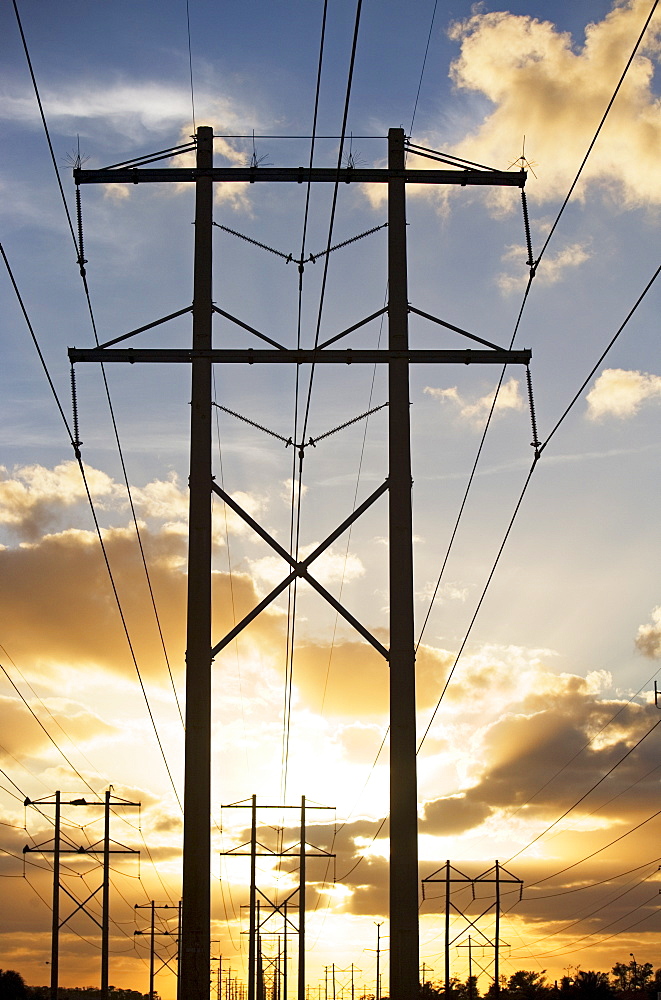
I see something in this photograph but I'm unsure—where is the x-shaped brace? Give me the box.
[210,479,390,660]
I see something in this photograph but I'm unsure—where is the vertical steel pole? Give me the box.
[249,794,257,1000]
[150,899,156,1000]
[387,126,419,999]
[298,795,306,1000]
[101,789,110,1000]
[494,862,500,994]
[50,791,60,1000]
[445,861,450,998]
[284,906,288,1000]
[181,123,214,1000]
[177,898,183,1000]
[468,936,473,997]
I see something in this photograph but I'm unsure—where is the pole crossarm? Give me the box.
[69,347,532,365]
[210,479,389,660]
[75,166,526,187]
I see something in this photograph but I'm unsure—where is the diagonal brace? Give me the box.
[212,305,287,351]
[210,479,389,659]
[97,306,193,350]
[408,305,506,352]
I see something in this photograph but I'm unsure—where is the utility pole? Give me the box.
[181,122,214,1000]
[422,861,523,997]
[24,792,140,1000]
[222,796,334,1000]
[387,124,418,1000]
[71,128,530,1000]
[135,901,180,999]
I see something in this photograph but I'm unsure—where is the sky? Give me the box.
[1,0,660,996]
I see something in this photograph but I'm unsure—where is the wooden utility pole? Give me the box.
[71,126,530,1000]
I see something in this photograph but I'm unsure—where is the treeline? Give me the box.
[410,958,661,1000]
[28,990,150,1000]
[0,973,150,1000]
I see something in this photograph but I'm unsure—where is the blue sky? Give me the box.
[1,1,660,996]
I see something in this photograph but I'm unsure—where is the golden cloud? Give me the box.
[586,367,661,419]
[445,1,661,209]
[635,604,661,657]
[424,376,524,424]
[0,522,283,680]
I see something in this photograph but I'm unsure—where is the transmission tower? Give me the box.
[221,795,335,1000]
[70,126,529,999]
[134,900,180,999]
[24,790,140,1000]
[422,860,523,995]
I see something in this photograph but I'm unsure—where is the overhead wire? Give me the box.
[0,642,111,790]
[416,257,658,748]
[2,244,183,926]
[185,0,196,132]
[0,661,100,797]
[504,718,661,864]
[534,0,659,269]
[415,0,660,662]
[9,4,184,806]
[280,0,330,811]
[12,0,185,760]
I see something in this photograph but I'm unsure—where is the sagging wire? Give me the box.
[213,220,386,274]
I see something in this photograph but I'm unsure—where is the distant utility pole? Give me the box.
[221,795,335,1000]
[24,790,140,1000]
[134,900,180,999]
[71,126,529,1000]
[422,860,523,995]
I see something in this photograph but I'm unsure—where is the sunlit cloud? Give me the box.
[497,241,592,293]
[586,367,661,419]
[0,79,247,147]
[443,0,661,210]
[424,377,523,425]
[635,605,661,658]
[247,545,365,588]
[0,461,115,540]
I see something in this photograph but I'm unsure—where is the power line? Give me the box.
[505,718,661,864]
[535,0,660,268]
[11,0,185,796]
[185,0,196,132]
[540,263,660,454]
[409,0,439,136]
[0,661,100,796]
[528,804,661,890]
[2,245,183,814]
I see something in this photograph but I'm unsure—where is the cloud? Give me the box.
[497,241,592,294]
[443,1,661,210]
[0,78,246,147]
[419,647,659,842]
[586,368,661,419]
[635,605,661,657]
[0,461,115,540]
[248,545,365,588]
[421,794,493,835]
[0,522,283,679]
[424,376,523,424]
